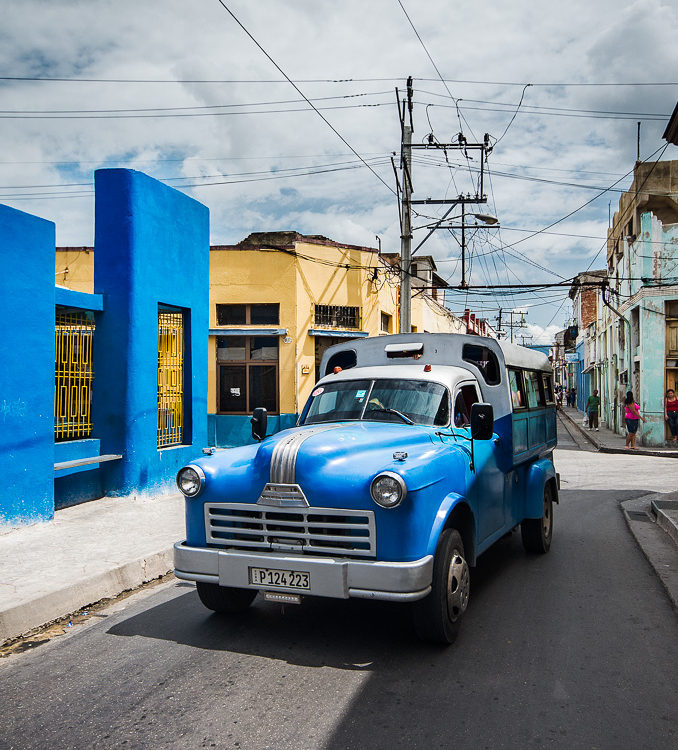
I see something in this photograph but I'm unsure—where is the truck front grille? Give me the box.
[204,502,376,558]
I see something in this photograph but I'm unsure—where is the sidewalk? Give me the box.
[0,492,184,645]
[559,405,678,458]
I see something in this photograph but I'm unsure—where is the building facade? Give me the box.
[569,270,606,413]
[56,230,494,450]
[208,233,468,446]
[2,169,209,526]
[567,160,678,444]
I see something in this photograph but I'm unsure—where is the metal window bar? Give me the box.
[314,305,360,329]
[157,311,184,448]
[54,310,95,441]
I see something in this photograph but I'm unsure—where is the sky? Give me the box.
[2,0,678,343]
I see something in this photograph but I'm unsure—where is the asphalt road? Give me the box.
[1,425,677,750]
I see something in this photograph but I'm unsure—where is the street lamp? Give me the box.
[472,213,499,225]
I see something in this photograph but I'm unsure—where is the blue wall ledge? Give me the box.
[55,285,104,311]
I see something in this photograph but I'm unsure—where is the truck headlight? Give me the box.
[370,471,407,509]
[176,466,205,497]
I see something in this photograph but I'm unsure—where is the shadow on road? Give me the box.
[107,488,675,749]
[108,529,532,671]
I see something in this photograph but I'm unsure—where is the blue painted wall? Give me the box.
[93,169,209,495]
[208,413,297,448]
[527,344,550,356]
[575,340,590,413]
[0,204,55,525]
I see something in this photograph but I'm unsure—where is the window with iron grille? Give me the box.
[158,309,185,448]
[55,309,95,441]
[314,305,360,329]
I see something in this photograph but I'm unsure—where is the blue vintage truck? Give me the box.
[174,333,558,643]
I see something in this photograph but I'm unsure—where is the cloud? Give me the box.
[1,0,676,339]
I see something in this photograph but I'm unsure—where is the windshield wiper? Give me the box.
[367,407,414,425]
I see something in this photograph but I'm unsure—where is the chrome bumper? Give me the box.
[174,541,433,602]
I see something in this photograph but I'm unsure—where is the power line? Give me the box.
[4,75,675,87]
[493,83,531,145]
[0,101,392,120]
[414,90,672,120]
[212,0,396,197]
[0,159,390,200]
[0,90,393,115]
[0,156,388,189]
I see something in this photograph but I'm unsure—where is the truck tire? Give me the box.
[412,529,469,645]
[521,482,554,554]
[195,582,257,613]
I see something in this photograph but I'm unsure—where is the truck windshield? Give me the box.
[302,378,449,426]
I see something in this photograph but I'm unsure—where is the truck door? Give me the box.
[453,381,505,541]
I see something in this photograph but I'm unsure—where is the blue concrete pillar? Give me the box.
[0,204,55,524]
[92,169,209,495]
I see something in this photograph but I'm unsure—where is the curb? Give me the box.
[621,493,678,611]
[559,408,678,458]
[651,497,678,546]
[0,547,174,646]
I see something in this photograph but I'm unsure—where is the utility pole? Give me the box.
[495,307,503,338]
[398,77,414,334]
[394,76,497,328]
[507,310,527,343]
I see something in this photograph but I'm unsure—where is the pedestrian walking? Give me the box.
[586,389,601,430]
[566,388,572,407]
[665,388,678,443]
[572,387,577,409]
[624,391,645,450]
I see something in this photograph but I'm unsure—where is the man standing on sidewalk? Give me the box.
[586,389,601,431]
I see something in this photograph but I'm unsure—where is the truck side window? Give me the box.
[542,373,555,403]
[524,370,545,408]
[508,369,526,410]
[462,344,501,385]
[454,383,479,427]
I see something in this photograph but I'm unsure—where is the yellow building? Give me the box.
[55,231,468,447]
[208,232,464,446]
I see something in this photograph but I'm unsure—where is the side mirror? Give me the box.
[470,402,494,441]
[251,407,268,442]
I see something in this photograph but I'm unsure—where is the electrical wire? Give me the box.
[212,0,396,197]
[3,75,677,86]
[0,101,393,120]
[0,91,393,115]
[493,83,531,146]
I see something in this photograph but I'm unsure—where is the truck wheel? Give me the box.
[412,529,469,645]
[521,482,554,554]
[195,582,257,613]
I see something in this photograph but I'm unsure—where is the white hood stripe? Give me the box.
[270,424,343,484]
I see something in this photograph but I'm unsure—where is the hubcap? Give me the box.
[446,549,470,622]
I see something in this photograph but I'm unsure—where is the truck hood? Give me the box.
[192,422,464,507]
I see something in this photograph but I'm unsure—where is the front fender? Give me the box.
[524,457,558,518]
[425,492,472,558]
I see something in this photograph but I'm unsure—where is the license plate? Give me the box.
[249,567,310,590]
